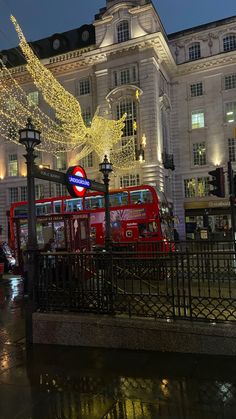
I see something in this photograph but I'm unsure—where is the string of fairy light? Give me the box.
[0,15,145,170]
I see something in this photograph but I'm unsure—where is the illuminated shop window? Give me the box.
[184,177,209,198]
[197,177,210,197]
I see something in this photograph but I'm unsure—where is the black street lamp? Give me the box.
[19,117,41,343]
[99,155,113,251]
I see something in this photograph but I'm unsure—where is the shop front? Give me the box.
[184,199,233,240]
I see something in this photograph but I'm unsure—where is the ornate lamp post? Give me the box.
[19,117,41,343]
[99,155,113,251]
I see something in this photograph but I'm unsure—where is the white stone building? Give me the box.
[0,0,236,241]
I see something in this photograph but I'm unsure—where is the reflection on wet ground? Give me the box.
[1,277,236,418]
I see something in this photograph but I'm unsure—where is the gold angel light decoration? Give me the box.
[3,15,138,169]
[0,16,141,169]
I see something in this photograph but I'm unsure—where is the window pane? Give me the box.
[55,154,67,170]
[191,111,205,129]
[184,178,196,198]
[80,152,93,168]
[190,82,203,97]
[35,185,44,200]
[120,174,140,188]
[197,177,209,197]
[225,102,236,123]
[120,69,130,85]
[9,187,18,203]
[189,43,201,60]
[79,79,90,95]
[225,74,236,90]
[82,109,91,127]
[193,143,206,165]
[8,154,18,176]
[56,184,68,196]
[27,91,39,106]
[223,35,236,52]
[228,138,236,162]
[117,20,129,43]
[20,186,27,201]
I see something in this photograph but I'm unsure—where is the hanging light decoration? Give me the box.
[0,16,140,170]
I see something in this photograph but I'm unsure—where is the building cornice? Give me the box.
[8,31,176,83]
[176,50,236,76]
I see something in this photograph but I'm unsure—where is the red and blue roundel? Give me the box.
[66,165,88,198]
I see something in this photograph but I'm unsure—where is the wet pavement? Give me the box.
[1,277,236,418]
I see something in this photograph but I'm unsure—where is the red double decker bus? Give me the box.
[9,185,173,265]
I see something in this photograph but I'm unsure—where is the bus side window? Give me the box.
[130,191,142,204]
[109,192,128,206]
[53,200,62,213]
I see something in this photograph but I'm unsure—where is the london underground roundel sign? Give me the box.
[66,165,89,198]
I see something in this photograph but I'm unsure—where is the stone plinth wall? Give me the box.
[33,313,236,356]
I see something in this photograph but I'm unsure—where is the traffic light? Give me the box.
[208,167,225,197]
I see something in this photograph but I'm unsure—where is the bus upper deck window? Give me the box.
[85,196,104,210]
[36,202,52,216]
[130,189,153,205]
[53,200,62,213]
[64,198,82,212]
[109,192,128,207]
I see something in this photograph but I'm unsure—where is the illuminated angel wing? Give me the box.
[0,60,86,154]
[10,15,136,168]
[88,111,126,158]
[11,15,87,144]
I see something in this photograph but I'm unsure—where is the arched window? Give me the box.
[117,20,129,43]
[188,42,201,61]
[117,98,136,138]
[116,98,137,153]
[223,34,236,52]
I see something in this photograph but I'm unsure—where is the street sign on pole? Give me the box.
[32,166,66,185]
[32,164,106,195]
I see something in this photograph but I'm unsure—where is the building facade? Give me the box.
[0,0,235,241]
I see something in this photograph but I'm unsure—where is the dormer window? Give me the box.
[117,20,129,43]
[223,34,236,52]
[189,42,201,61]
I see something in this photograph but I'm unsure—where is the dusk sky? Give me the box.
[0,0,235,50]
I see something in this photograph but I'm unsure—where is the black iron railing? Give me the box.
[36,241,236,323]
